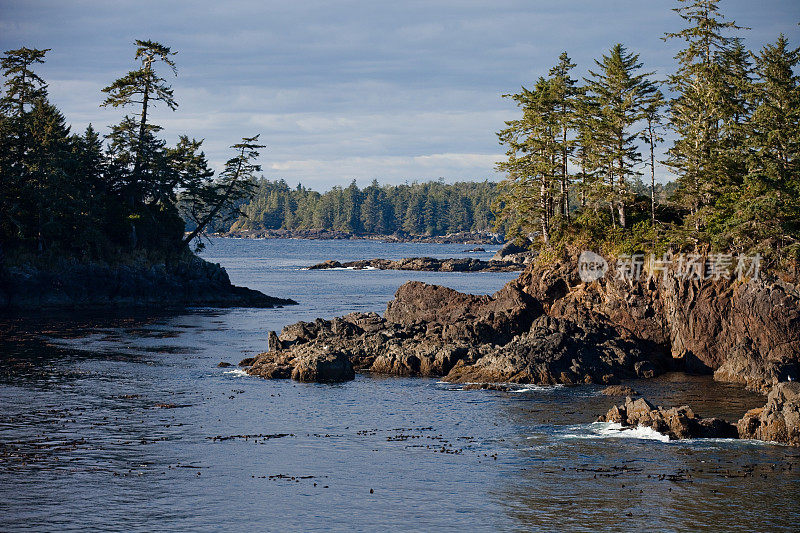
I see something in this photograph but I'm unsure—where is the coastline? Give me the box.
[242,248,800,445]
[217,228,504,245]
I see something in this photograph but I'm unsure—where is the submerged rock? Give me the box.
[598,396,739,440]
[601,385,639,396]
[737,382,800,446]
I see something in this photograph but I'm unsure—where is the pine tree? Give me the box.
[182,136,262,245]
[548,52,580,222]
[714,35,800,255]
[585,43,653,229]
[641,85,666,226]
[496,77,561,243]
[664,0,746,227]
[0,47,50,242]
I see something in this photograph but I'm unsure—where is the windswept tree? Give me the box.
[101,40,178,201]
[182,135,263,246]
[0,47,50,242]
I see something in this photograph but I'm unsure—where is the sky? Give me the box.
[1,0,798,190]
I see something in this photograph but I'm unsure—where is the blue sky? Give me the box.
[1,0,798,189]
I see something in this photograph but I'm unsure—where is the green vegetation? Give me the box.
[495,0,800,265]
[230,179,498,236]
[0,40,258,264]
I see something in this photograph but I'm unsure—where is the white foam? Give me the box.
[561,422,671,443]
[301,266,378,271]
[223,368,249,377]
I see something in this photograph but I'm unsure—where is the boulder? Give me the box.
[737,382,800,446]
[601,385,639,396]
[248,343,355,383]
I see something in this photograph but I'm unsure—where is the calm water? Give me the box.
[1,238,798,532]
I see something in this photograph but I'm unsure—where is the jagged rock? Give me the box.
[385,281,541,345]
[248,343,355,383]
[737,382,800,446]
[511,250,799,390]
[598,396,739,440]
[444,315,661,385]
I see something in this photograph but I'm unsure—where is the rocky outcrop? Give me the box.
[599,396,739,440]
[508,251,799,391]
[491,240,537,264]
[248,343,355,383]
[307,257,523,272]
[244,279,667,386]
[0,255,296,311]
[737,382,800,445]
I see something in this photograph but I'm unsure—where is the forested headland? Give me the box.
[0,40,257,266]
[0,40,292,308]
[494,0,799,269]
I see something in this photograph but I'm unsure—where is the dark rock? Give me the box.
[444,315,660,385]
[737,382,800,446]
[248,343,355,383]
[0,255,297,311]
[217,361,233,368]
[268,331,282,352]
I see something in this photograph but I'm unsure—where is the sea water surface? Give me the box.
[1,238,798,532]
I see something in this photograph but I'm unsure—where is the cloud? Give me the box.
[2,0,799,189]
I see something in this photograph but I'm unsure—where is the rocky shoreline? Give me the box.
[240,248,800,445]
[307,257,524,273]
[0,255,296,311]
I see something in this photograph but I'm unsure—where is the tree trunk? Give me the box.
[648,121,656,227]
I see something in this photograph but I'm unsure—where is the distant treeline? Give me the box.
[228,179,499,236]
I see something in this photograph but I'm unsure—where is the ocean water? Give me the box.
[1,238,798,532]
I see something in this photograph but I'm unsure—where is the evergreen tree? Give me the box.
[664,0,746,226]
[585,43,653,228]
[101,40,178,199]
[496,77,562,243]
[548,52,580,222]
[183,136,263,245]
[641,85,667,226]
